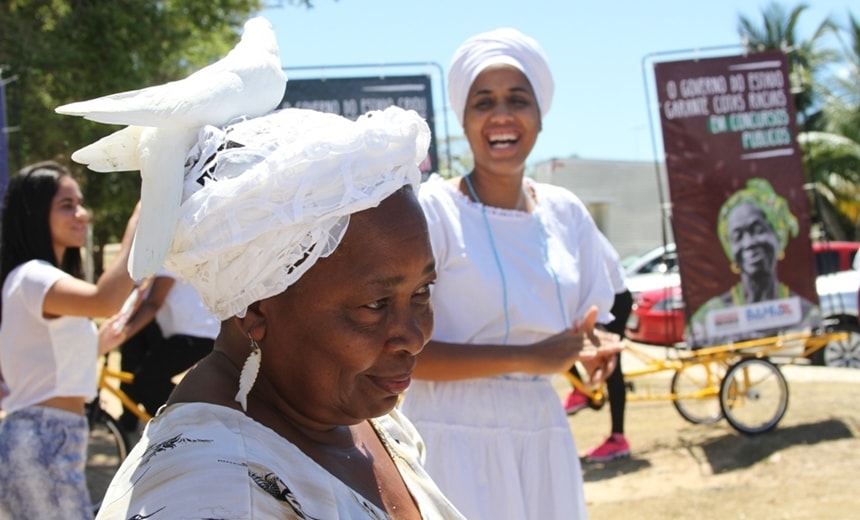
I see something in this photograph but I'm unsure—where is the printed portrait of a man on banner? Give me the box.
[654,51,821,348]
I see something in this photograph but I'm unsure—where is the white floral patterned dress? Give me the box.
[95,403,464,519]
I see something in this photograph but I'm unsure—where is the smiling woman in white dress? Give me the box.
[398,27,623,520]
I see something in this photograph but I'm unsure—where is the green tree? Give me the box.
[737,2,837,130]
[823,13,860,137]
[809,11,860,239]
[799,132,860,239]
[436,135,473,179]
[738,2,860,239]
[0,0,278,272]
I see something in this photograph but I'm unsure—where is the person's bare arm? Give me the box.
[121,275,175,338]
[97,313,129,355]
[0,367,7,400]
[412,340,532,380]
[43,202,140,318]
[413,306,623,381]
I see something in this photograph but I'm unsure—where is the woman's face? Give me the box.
[463,64,541,175]
[49,176,89,257]
[258,188,435,426]
[727,202,780,276]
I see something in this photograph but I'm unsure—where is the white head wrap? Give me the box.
[162,106,430,320]
[447,27,554,127]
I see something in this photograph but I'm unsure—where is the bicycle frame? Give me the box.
[564,329,848,408]
[96,358,152,422]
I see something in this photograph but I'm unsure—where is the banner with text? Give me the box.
[279,75,438,174]
[654,51,819,347]
[0,80,9,203]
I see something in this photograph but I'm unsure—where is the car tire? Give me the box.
[810,321,860,368]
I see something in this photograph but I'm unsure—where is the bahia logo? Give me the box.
[746,302,795,322]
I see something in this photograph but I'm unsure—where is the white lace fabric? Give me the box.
[163,106,430,320]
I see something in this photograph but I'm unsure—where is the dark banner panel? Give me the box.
[0,81,8,203]
[654,51,820,347]
[279,75,438,174]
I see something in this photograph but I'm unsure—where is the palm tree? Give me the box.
[821,12,860,143]
[738,2,860,239]
[799,132,860,240]
[809,11,860,239]
[737,2,837,130]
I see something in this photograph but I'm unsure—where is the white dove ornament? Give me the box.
[56,16,287,280]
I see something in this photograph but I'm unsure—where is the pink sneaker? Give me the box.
[563,390,588,415]
[585,434,630,462]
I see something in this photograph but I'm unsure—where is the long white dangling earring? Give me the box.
[235,336,261,411]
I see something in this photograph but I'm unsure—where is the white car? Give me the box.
[624,243,679,296]
[814,269,860,368]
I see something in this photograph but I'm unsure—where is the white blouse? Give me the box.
[0,260,98,412]
[418,174,614,348]
[96,403,465,519]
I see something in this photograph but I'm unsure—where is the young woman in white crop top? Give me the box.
[0,161,139,519]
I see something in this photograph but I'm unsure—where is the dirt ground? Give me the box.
[557,355,859,520]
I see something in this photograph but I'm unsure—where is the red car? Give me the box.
[625,285,685,346]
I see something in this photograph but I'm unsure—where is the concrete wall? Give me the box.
[532,157,673,259]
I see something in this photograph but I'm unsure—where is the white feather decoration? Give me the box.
[235,340,261,411]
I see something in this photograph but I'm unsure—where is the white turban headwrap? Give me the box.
[447,27,554,127]
[162,106,430,320]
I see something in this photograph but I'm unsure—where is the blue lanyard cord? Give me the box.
[463,175,568,344]
[521,181,567,324]
[464,174,511,345]
[533,211,568,325]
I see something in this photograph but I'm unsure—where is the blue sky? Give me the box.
[261,0,853,165]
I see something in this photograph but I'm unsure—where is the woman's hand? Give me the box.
[0,369,8,401]
[569,306,624,385]
[97,313,129,355]
[577,329,622,386]
[523,306,623,375]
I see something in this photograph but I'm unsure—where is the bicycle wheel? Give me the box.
[670,361,725,425]
[719,357,788,435]
[86,404,129,514]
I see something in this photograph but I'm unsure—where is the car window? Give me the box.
[665,254,678,272]
[638,257,662,274]
[625,243,678,277]
[815,251,841,276]
[635,252,678,275]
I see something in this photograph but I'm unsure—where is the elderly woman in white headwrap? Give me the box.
[398,28,622,519]
[68,103,467,518]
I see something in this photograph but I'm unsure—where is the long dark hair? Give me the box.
[0,161,85,315]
